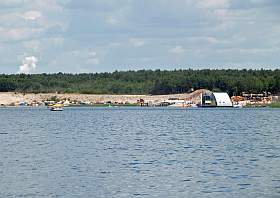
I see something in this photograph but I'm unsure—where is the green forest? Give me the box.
[0,69,279,96]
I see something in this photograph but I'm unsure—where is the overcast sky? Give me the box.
[0,0,280,73]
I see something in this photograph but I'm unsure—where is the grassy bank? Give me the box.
[268,102,280,108]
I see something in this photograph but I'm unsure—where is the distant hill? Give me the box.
[0,69,279,96]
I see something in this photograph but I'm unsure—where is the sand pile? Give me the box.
[0,90,208,106]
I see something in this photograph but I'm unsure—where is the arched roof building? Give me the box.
[212,92,233,107]
[200,91,232,107]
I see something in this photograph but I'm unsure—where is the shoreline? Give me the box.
[0,92,193,106]
[0,92,279,108]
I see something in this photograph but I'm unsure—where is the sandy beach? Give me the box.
[0,92,203,106]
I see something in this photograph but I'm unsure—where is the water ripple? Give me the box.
[0,107,280,198]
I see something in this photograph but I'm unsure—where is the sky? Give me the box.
[0,0,280,74]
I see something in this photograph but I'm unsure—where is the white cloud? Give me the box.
[196,0,230,9]
[0,0,24,8]
[109,42,121,47]
[169,46,185,54]
[0,27,42,41]
[239,47,280,55]
[0,0,279,73]
[106,16,119,25]
[21,10,42,21]
[87,58,100,65]
[89,51,97,57]
[129,38,145,47]
[49,37,64,46]
[29,0,64,12]
[87,51,100,65]
[22,40,41,53]
[18,56,38,74]
[205,37,220,44]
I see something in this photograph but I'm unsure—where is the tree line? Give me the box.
[0,69,279,96]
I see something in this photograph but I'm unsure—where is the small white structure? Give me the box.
[213,92,233,107]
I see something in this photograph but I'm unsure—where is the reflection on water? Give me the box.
[0,107,280,197]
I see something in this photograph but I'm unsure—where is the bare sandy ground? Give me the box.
[0,90,207,105]
[0,92,186,105]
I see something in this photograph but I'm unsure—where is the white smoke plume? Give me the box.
[18,56,38,74]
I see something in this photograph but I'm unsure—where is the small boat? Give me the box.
[233,103,243,108]
[50,104,63,111]
[51,107,63,111]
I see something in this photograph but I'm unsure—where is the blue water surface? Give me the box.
[0,107,280,198]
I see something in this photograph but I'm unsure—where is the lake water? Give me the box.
[0,107,280,198]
